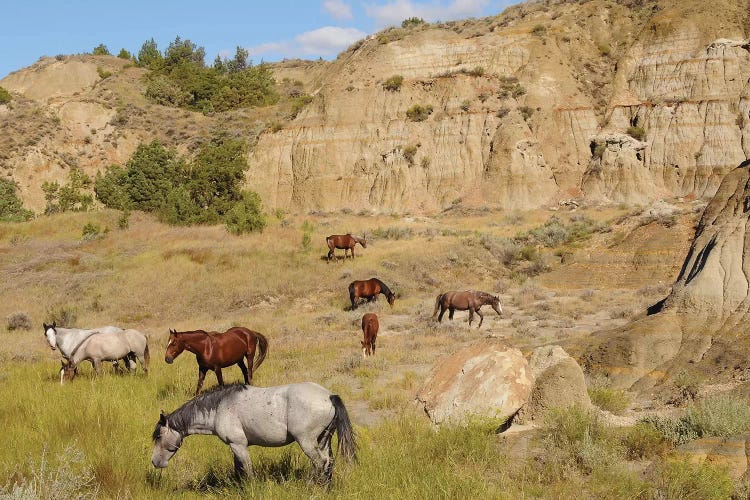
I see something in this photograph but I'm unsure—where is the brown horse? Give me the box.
[326,234,366,261]
[165,327,268,395]
[349,278,395,310]
[361,313,379,357]
[432,290,502,328]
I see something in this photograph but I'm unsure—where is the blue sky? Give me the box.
[1,0,517,79]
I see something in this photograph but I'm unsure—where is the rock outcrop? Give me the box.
[416,341,532,425]
[678,434,750,480]
[585,160,750,391]
[516,345,591,424]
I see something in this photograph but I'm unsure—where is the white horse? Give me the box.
[60,329,150,384]
[151,383,357,486]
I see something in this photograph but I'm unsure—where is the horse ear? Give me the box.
[159,410,168,426]
[52,322,56,328]
[43,322,49,330]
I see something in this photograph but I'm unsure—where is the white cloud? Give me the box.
[247,26,367,60]
[295,26,366,55]
[365,0,490,27]
[323,0,353,20]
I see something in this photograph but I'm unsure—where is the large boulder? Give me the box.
[516,345,591,424]
[416,341,532,425]
[585,160,750,391]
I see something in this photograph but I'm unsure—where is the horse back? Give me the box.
[361,313,379,337]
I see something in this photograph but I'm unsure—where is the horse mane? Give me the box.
[372,278,394,299]
[474,290,498,302]
[153,384,248,440]
[352,234,365,245]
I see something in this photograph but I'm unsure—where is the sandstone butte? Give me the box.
[0,0,749,213]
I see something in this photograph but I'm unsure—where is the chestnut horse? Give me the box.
[432,290,502,328]
[361,313,379,357]
[326,234,366,261]
[165,327,268,395]
[348,278,395,310]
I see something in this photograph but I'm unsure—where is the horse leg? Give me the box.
[297,438,331,486]
[215,368,224,386]
[468,308,474,326]
[449,307,455,320]
[438,307,446,322]
[237,359,250,385]
[92,360,102,376]
[371,338,376,356]
[229,442,252,479]
[476,308,484,328]
[195,367,208,395]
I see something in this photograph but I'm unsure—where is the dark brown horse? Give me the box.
[326,234,366,261]
[165,327,268,395]
[361,313,379,357]
[432,290,502,328]
[349,278,395,310]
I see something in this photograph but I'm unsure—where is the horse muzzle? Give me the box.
[49,345,57,351]
[165,356,173,364]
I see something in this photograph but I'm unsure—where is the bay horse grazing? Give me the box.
[60,329,150,384]
[361,313,379,358]
[432,290,503,328]
[152,383,357,486]
[348,278,395,310]
[165,327,268,395]
[326,234,366,261]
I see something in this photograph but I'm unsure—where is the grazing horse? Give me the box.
[361,313,379,358]
[326,234,366,261]
[152,383,357,485]
[432,290,503,328]
[43,322,132,372]
[165,327,268,395]
[60,329,150,384]
[348,278,395,310]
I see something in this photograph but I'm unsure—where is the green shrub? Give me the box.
[288,94,313,119]
[96,66,112,79]
[0,86,11,105]
[652,460,733,500]
[460,100,471,112]
[145,75,191,107]
[402,144,418,164]
[621,422,671,459]
[639,415,699,445]
[592,142,606,159]
[467,66,485,77]
[0,178,33,222]
[626,126,646,141]
[117,210,130,229]
[519,106,534,121]
[406,104,433,121]
[117,48,131,59]
[673,370,701,402]
[92,44,110,56]
[401,17,425,28]
[81,222,107,241]
[498,76,525,99]
[42,168,94,214]
[532,24,547,35]
[371,226,414,240]
[684,394,750,438]
[383,75,404,91]
[224,191,267,234]
[589,387,630,415]
[598,43,611,56]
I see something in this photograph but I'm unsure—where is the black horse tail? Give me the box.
[432,293,443,318]
[253,331,269,371]
[330,395,357,463]
[348,282,357,309]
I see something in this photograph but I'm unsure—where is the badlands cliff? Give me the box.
[1,0,749,213]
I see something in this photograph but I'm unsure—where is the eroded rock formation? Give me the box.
[585,160,750,391]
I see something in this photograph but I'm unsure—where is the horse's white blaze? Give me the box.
[45,328,57,350]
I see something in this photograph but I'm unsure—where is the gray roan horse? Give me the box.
[152,383,357,486]
[43,322,133,373]
[60,329,149,384]
[432,290,503,327]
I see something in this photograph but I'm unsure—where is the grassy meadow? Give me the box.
[0,206,743,498]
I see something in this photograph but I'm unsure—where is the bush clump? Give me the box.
[41,168,94,214]
[0,86,11,105]
[406,104,433,122]
[95,136,267,234]
[498,76,525,99]
[383,75,404,91]
[588,387,631,415]
[626,125,646,141]
[401,17,425,28]
[0,178,33,222]
[6,312,32,331]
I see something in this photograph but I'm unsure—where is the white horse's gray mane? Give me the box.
[154,384,248,439]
